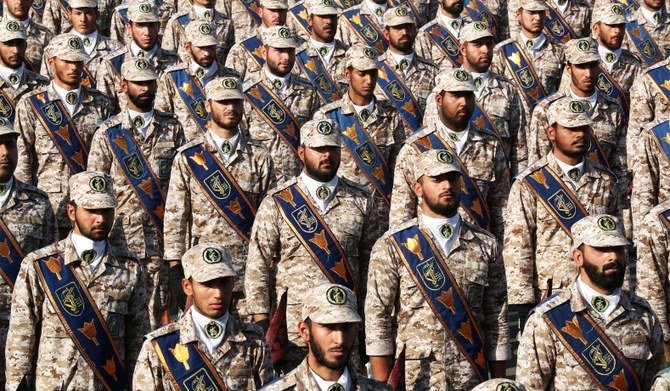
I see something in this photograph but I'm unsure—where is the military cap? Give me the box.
[459,21,494,42]
[344,44,378,70]
[571,214,629,251]
[435,68,476,93]
[205,76,244,101]
[0,122,19,136]
[262,26,299,49]
[69,171,117,209]
[127,1,160,23]
[300,118,341,148]
[46,34,89,62]
[471,379,526,391]
[69,0,97,8]
[301,284,361,323]
[185,20,218,47]
[593,2,628,25]
[260,0,289,9]
[413,149,461,181]
[0,20,27,42]
[182,243,238,282]
[564,38,599,65]
[121,57,158,81]
[519,0,547,11]
[305,0,339,15]
[383,6,415,27]
[547,99,593,128]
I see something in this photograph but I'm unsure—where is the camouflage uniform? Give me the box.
[507,0,592,40]
[471,379,526,391]
[219,0,265,41]
[295,39,350,94]
[225,25,269,81]
[109,0,175,45]
[41,0,115,35]
[623,7,670,64]
[162,8,235,64]
[652,368,670,391]
[414,12,473,69]
[334,0,386,49]
[21,18,53,72]
[0,68,49,127]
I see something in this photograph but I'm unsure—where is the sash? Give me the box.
[272,184,355,289]
[544,3,577,43]
[650,121,670,163]
[543,301,642,391]
[182,143,256,242]
[471,103,504,150]
[109,52,125,79]
[616,0,640,15]
[27,92,88,173]
[584,127,611,169]
[499,41,545,110]
[341,8,387,53]
[236,0,262,26]
[425,23,462,67]
[290,3,311,37]
[0,218,24,290]
[241,36,266,69]
[463,0,500,42]
[658,205,670,232]
[523,166,587,235]
[296,49,342,104]
[625,20,664,67]
[596,66,629,109]
[387,0,424,26]
[31,0,46,18]
[389,226,489,381]
[413,132,491,230]
[169,69,210,134]
[327,108,393,204]
[118,6,129,24]
[81,66,97,90]
[376,61,423,132]
[176,13,191,27]
[646,64,670,105]
[0,88,16,125]
[58,0,71,13]
[152,330,228,391]
[244,82,301,155]
[106,124,165,235]
[333,0,357,9]
[34,252,126,390]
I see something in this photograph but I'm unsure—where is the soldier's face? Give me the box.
[68,205,115,241]
[123,79,157,111]
[345,68,378,100]
[299,145,341,182]
[548,124,589,158]
[384,24,417,53]
[0,135,18,183]
[413,173,461,217]
[4,0,32,20]
[593,23,625,51]
[260,7,288,27]
[0,39,27,69]
[574,245,627,292]
[568,62,597,95]
[299,320,357,371]
[517,9,545,35]
[49,57,84,87]
[187,43,216,68]
[644,0,664,11]
[129,21,160,50]
[436,90,475,129]
[264,46,295,77]
[183,277,234,319]
[440,0,464,15]
[207,99,244,129]
[69,8,97,35]
[309,14,338,43]
[461,38,494,73]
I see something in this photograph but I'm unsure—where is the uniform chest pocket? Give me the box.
[104,301,128,338]
[464,266,489,307]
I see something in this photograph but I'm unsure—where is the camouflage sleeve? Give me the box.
[484,237,511,361]
[14,98,37,185]
[631,130,659,229]
[389,144,418,228]
[626,76,655,169]
[154,73,176,114]
[643,310,665,389]
[224,44,249,79]
[87,127,114,173]
[334,16,355,48]
[131,338,165,391]
[488,142,511,241]
[253,338,277,388]
[515,310,556,390]
[163,154,192,262]
[221,23,235,64]
[125,262,151,379]
[414,31,432,64]
[527,102,550,165]
[40,199,59,246]
[489,48,506,78]
[389,111,407,169]
[652,375,670,391]
[356,193,376,310]
[41,0,61,35]
[109,12,128,46]
[161,18,180,55]
[257,152,277,203]
[611,105,630,206]
[509,89,528,174]
[96,61,121,114]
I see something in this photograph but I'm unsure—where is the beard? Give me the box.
[423,190,459,217]
[128,91,154,111]
[582,258,625,291]
[308,330,352,371]
[304,156,339,182]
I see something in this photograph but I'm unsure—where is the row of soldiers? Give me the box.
[1,0,670,388]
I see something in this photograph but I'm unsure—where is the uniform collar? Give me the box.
[552,153,585,184]
[70,231,107,273]
[0,63,24,90]
[519,31,547,53]
[5,14,30,29]
[569,89,598,113]
[189,59,219,85]
[576,276,621,320]
[437,12,463,36]
[350,97,375,121]
[364,0,387,23]
[421,213,461,255]
[209,130,241,161]
[437,119,470,154]
[300,172,339,212]
[310,38,336,64]
[130,41,158,59]
[549,0,569,14]
[51,81,82,115]
[464,68,490,97]
[72,30,99,55]
[0,177,14,208]
[127,108,154,136]
[193,4,215,20]
[598,44,621,71]
[641,5,663,26]
[387,50,415,75]
[191,306,229,355]
[263,66,291,94]
[309,366,352,391]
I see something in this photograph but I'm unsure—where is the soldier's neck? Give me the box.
[421,206,456,220]
[580,272,615,295]
[307,354,345,381]
[641,1,663,12]
[0,58,20,71]
[520,28,541,40]
[7,12,28,22]
[53,78,80,91]
[462,61,488,74]
[439,7,460,19]
[388,45,413,56]
[311,33,334,44]
[348,90,373,107]
[209,122,239,139]
[438,113,467,132]
[570,84,595,98]
[553,149,582,166]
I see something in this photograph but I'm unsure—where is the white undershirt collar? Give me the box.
[72,30,99,55]
[51,81,81,116]
[0,64,24,90]
[70,231,106,273]
[300,172,338,212]
[422,213,461,254]
[438,119,469,154]
[576,276,621,320]
[130,41,158,59]
[191,306,229,355]
[309,367,352,391]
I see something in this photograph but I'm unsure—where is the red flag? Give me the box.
[387,346,406,391]
[266,289,289,365]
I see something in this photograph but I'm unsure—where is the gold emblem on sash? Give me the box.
[262,101,286,124]
[361,24,378,42]
[170,343,191,370]
[310,230,331,254]
[0,95,12,119]
[386,80,406,101]
[78,319,100,345]
[549,19,565,36]
[55,125,73,146]
[437,288,456,314]
[662,79,670,91]
[228,198,245,219]
[56,282,85,316]
[596,73,613,95]
[123,153,145,179]
[344,125,359,143]
[316,74,332,94]
[331,259,348,281]
[418,258,445,291]
[356,142,377,166]
[641,40,656,58]
[43,102,63,125]
[204,171,232,199]
[45,256,63,280]
[191,99,208,120]
[279,188,296,206]
[441,36,459,56]
[531,170,550,189]
[548,190,577,219]
[0,239,11,261]
[112,135,129,153]
[180,81,194,98]
[457,319,474,343]
[403,234,424,260]
[190,151,209,170]
[583,339,616,375]
[292,205,318,233]
[561,315,587,344]
[516,67,534,88]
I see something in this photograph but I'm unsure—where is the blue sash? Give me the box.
[0,88,16,125]
[463,0,500,42]
[237,0,262,26]
[241,36,266,69]
[544,3,577,43]
[658,205,670,231]
[650,121,670,163]
[471,103,504,150]
[244,82,301,155]
[58,0,70,13]
[616,0,640,15]
[290,3,311,37]
[27,92,88,173]
[0,218,24,290]
[596,66,629,110]
[107,124,165,235]
[389,226,489,381]
[327,108,393,204]
[296,49,342,104]
[626,20,664,67]
[176,13,191,27]
[81,66,96,90]
[425,23,462,67]
[543,301,642,391]
[646,64,670,104]
[169,69,210,134]
[341,8,387,53]
[109,52,125,79]
[584,127,610,169]
[387,0,424,26]
[182,143,256,242]
[499,41,545,110]
[152,329,228,391]
[34,252,126,390]
[333,0,357,9]
[413,132,491,230]
[376,61,423,132]
[31,0,46,18]
[273,184,355,290]
[118,6,129,24]
[523,166,587,235]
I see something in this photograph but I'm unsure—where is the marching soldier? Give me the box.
[0,19,49,126]
[507,0,592,43]
[414,0,472,69]
[622,0,670,68]
[334,0,388,54]
[245,118,375,371]
[5,171,150,390]
[242,26,320,183]
[366,149,510,389]
[220,0,266,40]
[163,76,275,318]
[41,0,114,35]
[14,34,112,236]
[0,123,57,389]
[155,20,240,142]
[516,214,664,390]
[132,243,276,390]
[2,0,53,72]
[109,0,174,45]
[503,99,621,325]
[263,284,391,390]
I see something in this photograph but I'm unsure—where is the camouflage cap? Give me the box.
[262,26,299,48]
[69,0,97,8]
[302,284,361,323]
[127,1,160,23]
[413,149,461,181]
[383,6,415,27]
[519,0,547,11]
[459,21,494,42]
[185,20,218,47]
[260,0,289,9]
[121,57,158,81]
[564,38,599,65]
[305,0,339,15]
[0,121,19,136]
[69,171,117,209]
[547,99,593,128]
[182,243,238,282]
[0,20,27,42]
[593,2,628,25]
[46,34,89,62]
[205,76,244,101]
[571,214,629,252]
[471,379,526,391]
[344,44,378,70]
[300,118,341,148]
[435,68,476,93]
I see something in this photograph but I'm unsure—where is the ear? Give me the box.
[205,99,212,114]
[261,46,268,60]
[572,248,584,268]
[382,27,391,42]
[307,14,314,27]
[184,41,191,53]
[592,23,600,38]
[435,91,443,107]
[411,180,423,198]
[459,42,466,56]
[297,145,306,164]
[120,79,128,93]
[515,9,522,21]
[344,67,351,82]
[182,277,194,296]
[298,321,310,343]
[66,203,76,223]
[547,124,556,142]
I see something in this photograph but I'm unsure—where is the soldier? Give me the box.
[96,1,179,113]
[508,0,591,43]
[242,26,320,183]
[164,76,275,318]
[155,20,240,142]
[133,243,276,390]
[41,0,114,35]
[263,284,391,390]
[2,0,53,71]
[245,118,375,371]
[109,0,175,46]
[14,34,112,235]
[366,149,510,389]
[623,0,670,68]
[503,98,620,325]
[1,0,45,23]
[314,44,404,240]
[334,0,388,53]
[5,171,150,390]
[220,0,265,41]
[389,68,509,240]
[0,123,57,389]
[0,19,49,126]
[414,0,472,69]
[516,214,664,390]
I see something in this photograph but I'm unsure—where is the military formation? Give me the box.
[1,0,670,388]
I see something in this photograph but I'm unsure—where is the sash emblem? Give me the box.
[641,40,657,59]
[291,205,318,233]
[516,67,534,88]
[0,95,12,120]
[189,98,208,120]
[42,102,63,125]
[123,153,145,179]
[204,171,231,199]
[583,339,617,376]
[361,25,379,42]
[184,368,218,391]
[262,101,286,124]
[418,258,446,291]
[356,142,377,166]
[596,73,613,95]
[316,74,333,94]
[385,80,406,101]
[548,190,577,219]
[549,19,565,36]
[56,281,85,317]
[441,36,460,56]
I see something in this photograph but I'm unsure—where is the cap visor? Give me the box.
[77,197,117,210]
[60,53,90,62]
[210,91,245,101]
[191,38,219,47]
[191,269,238,282]
[310,310,362,324]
